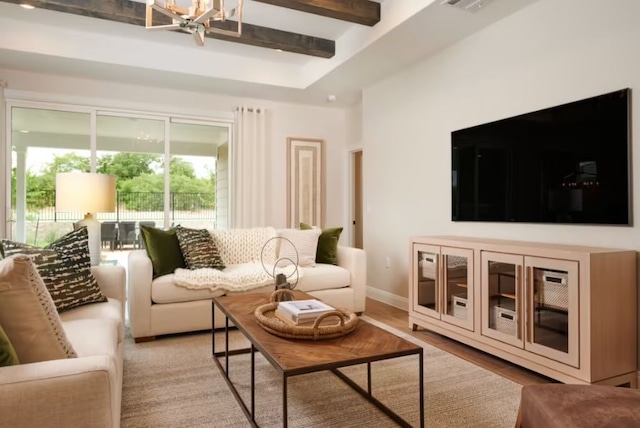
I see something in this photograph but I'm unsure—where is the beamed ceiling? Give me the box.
[0,0,381,58]
[0,0,540,107]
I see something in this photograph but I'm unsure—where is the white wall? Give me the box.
[0,68,349,232]
[362,0,640,301]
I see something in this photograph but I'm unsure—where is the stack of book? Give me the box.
[275,299,337,327]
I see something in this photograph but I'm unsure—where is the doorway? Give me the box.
[352,150,363,249]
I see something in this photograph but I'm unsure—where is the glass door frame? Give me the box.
[412,243,441,320]
[4,99,233,239]
[440,246,474,331]
[524,256,579,368]
[412,243,474,331]
[480,251,525,348]
[6,101,96,241]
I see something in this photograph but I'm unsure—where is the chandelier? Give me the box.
[146,0,243,46]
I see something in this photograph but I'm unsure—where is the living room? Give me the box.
[1,0,640,426]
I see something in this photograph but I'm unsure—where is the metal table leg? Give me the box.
[283,375,288,427]
[251,343,256,423]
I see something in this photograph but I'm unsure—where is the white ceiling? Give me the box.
[0,0,540,108]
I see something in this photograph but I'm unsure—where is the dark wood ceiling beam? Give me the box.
[0,0,335,58]
[252,0,380,26]
[3,0,145,25]
[208,21,335,58]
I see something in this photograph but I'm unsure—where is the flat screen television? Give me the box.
[451,88,631,225]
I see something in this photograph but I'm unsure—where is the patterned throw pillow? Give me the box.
[0,255,77,363]
[1,227,107,313]
[175,225,225,270]
[210,227,277,265]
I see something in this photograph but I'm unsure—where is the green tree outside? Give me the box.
[15,151,216,213]
[97,153,161,187]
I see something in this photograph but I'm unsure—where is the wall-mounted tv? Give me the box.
[451,88,631,225]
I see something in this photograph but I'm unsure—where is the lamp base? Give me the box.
[77,213,101,266]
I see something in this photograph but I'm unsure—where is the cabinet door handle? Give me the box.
[439,253,444,314]
[517,264,522,340]
[525,265,533,343]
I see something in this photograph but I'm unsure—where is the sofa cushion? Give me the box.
[0,323,19,366]
[0,255,77,363]
[59,297,125,343]
[176,225,225,270]
[62,318,119,359]
[277,228,321,267]
[140,225,186,279]
[300,223,343,265]
[296,264,351,293]
[1,227,108,313]
[152,273,225,304]
[210,227,277,265]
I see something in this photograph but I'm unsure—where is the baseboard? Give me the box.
[366,286,408,311]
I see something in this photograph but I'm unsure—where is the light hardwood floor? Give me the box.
[364,297,555,386]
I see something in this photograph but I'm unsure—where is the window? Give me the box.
[8,102,230,251]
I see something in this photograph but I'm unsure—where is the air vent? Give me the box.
[441,0,494,12]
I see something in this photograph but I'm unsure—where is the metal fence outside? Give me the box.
[21,190,216,223]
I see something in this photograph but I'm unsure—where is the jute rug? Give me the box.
[121,317,521,427]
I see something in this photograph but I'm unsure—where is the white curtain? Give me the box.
[0,80,6,238]
[231,106,268,228]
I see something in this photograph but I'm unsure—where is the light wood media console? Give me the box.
[409,236,637,387]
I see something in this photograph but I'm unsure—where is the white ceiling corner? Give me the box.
[0,0,540,108]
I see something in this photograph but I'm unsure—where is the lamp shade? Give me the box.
[56,173,116,213]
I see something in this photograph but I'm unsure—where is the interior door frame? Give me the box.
[346,148,363,249]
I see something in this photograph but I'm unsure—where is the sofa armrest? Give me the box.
[127,250,154,339]
[0,356,117,427]
[336,245,366,313]
[91,265,127,315]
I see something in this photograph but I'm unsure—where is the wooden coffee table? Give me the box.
[212,292,424,427]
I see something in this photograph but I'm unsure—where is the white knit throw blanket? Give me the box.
[172,263,303,292]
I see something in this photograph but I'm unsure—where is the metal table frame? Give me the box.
[211,300,424,427]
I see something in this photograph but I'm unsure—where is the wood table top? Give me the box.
[213,291,422,376]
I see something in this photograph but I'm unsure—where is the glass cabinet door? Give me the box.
[524,257,579,368]
[481,251,524,348]
[412,244,473,330]
[413,244,440,319]
[441,247,474,331]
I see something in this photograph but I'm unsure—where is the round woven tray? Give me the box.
[254,291,358,340]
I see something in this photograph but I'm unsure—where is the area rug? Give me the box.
[121,317,521,427]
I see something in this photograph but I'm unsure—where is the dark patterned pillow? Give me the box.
[175,225,225,270]
[1,227,107,313]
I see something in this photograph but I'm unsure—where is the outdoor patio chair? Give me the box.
[137,221,156,248]
[117,221,136,249]
[101,221,118,251]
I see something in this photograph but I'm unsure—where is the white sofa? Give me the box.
[128,227,366,341]
[0,265,127,428]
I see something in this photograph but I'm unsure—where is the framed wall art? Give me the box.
[286,137,324,228]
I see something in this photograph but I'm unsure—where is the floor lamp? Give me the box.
[56,172,117,266]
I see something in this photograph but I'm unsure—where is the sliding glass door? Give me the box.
[7,102,230,252]
[10,107,91,244]
[169,120,224,230]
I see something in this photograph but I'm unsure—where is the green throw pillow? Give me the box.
[140,225,186,279]
[0,323,19,367]
[300,223,343,265]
